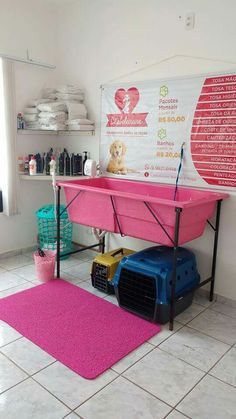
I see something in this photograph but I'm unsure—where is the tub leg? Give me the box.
[209,200,222,301]
[99,234,105,254]
[56,186,61,278]
[169,207,182,331]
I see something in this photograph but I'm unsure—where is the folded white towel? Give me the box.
[24,107,39,114]
[67,124,94,131]
[25,122,41,129]
[25,121,40,126]
[39,111,67,119]
[42,88,57,99]
[37,102,67,112]
[57,84,83,94]
[24,114,39,122]
[66,118,94,125]
[39,116,67,125]
[40,123,66,131]
[45,93,57,100]
[28,98,52,107]
[67,102,87,120]
[56,92,84,102]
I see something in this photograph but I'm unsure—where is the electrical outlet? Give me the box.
[185,12,195,30]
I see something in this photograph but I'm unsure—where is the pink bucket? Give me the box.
[34,250,56,282]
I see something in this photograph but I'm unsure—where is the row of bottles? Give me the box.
[18,148,88,176]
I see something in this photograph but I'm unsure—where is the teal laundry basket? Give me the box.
[36,204,73,260]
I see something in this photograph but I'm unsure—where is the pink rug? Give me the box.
[0,280,160,379]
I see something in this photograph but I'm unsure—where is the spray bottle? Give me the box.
[49,156,57,175]
[83,151,88,175]
[29,155,37,175]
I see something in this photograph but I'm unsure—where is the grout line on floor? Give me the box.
[173,369,209,411]
[1,270,236,415]
[163,408,191,419]
[122,374,173,409]
[49,370,120,412]
[186,322,236,346]
[208,305,236,320]
[31,373,79,411]
[61,412,74,419]
[0,376,29,396]
[205,340,236,389]
[0,261,34,271]
[0,335,23,349]
[169,320,236,410]
[207,370,236,390]
[156,345,210,373]
[154,324,186,347]
[110,343,157,374]
[183,323,233,345]
[0,279,30,294]
[177,303,210,327]
[172,339,236,411]
[0,348,57,378]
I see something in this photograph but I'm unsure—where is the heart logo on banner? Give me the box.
[115,87,140,113]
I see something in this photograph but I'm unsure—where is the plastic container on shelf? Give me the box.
[36,204,73,260]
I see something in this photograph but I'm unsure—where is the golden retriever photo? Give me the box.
[106,140,133,175]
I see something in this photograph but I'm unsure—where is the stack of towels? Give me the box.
[57,85,94,131]
[23,84,94,131]
[24,99,51,129]
[56,84,84,103]
[65,117,94,131]
[37,102,68,131]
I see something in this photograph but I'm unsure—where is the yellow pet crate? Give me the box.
[91,248,135,294]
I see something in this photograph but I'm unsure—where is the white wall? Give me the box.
[55,0,236,300]
[0,0,61,253]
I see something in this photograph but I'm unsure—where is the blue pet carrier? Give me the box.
[113,246,200,324]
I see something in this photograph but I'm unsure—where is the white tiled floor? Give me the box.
[0,251,236,418]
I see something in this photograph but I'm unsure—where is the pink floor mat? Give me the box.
[0,280,160,379]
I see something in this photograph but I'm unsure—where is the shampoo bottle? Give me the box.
[70,153,75,176]
[65,153,70,175]
[45,153,51,175]
[59,153,65,175]
[77,153,83,175]
[29,155,37,175]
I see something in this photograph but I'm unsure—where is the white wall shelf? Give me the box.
[17,129,95,136]
[19,175,88,181]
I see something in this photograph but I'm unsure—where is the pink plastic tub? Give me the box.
[57,178,229,246]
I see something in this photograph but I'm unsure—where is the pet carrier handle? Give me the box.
[111,248,124,258]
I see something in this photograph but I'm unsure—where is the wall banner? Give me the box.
[100,72,236,190]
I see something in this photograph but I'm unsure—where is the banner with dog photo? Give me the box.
[100,72,236,190]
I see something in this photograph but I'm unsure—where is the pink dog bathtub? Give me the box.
[57,178,228,246]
